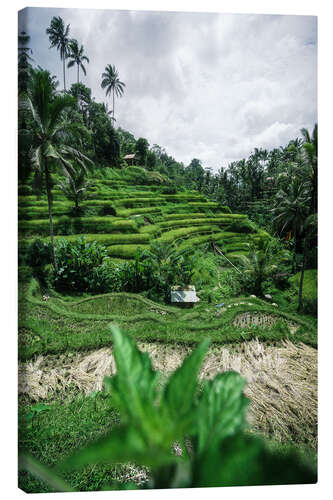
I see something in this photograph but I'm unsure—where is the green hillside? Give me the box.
[19,166,270,263]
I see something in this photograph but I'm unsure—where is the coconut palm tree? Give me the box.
[19,70,92,270]
[297,214,317,311]
[301,124,317,214]
[237,239,290,297]
[18,31,33,93]
[101,102,114,121]
[58,168,91,213]
[272,178,310,255]
[101,64,126,124]
[272,179,315,311]
[67,39,89,84]
[46,16,71,91]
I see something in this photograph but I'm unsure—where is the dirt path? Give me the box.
[18,339,317,448]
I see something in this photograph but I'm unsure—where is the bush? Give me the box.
[218,204,232,214]
[18,266,33,283]
[70,217,138,235]
[99,203,117,216]
[57,216,74,235]
[54,237,108,292]
[226,219,257,233]
[89,260,124,294]
[161,186,177,195]
[26,239,52,269]
[289,269,317,316]
[18,185,33,196]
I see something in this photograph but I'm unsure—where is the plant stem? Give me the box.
[45,159,57,272]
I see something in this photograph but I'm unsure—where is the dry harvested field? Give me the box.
[19,338,317,449]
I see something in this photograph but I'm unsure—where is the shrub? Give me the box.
[26,238,52,269]
[71,217,138,235]
[107,244,149,259]
[289,269,317,316]
[89,260,124,294]
[54,237,108,292]
[226,219,257,233]
[57,216,74,235]
[99,203,117,216]
[218,204,232,213]
[18,266,33,283]
[18,185,33,196]
[161,186,177,195]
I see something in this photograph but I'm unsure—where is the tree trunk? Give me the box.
[63,57,66,91]
[113,88,115,124]
[292,222,298,274]
[45,160,57,272]
[297,250,306,312]
[311,166,317,214]
[77,64,79,85]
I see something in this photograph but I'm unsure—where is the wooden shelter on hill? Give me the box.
[123,153,136,166]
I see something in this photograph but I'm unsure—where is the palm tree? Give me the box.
[238,239,290,297]
[297,214,317,311]
[272,178,310,257]
[300,124,317,214]
[18,31,33,92]
[102,102,114,121]
[19,70,91,270]
[67,39,89,84]
[101,64,126,124]
[58,168,91,213]
[272,179,314,311]
[46,16,70,91]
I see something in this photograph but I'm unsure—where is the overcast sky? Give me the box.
[19,7,317,171]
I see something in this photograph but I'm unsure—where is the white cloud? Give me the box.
[20,8,317,171]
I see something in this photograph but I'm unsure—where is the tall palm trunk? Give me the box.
[297,250,306,312]
[77,63,79,85]
[63,57,66,91]
[45,159,57,271]
[113,88,115,123]
[311,167,317,214]
[292,221,298,274]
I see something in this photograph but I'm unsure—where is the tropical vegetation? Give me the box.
[17,14,318,493]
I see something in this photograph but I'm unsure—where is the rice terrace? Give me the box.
[18,7,318,493]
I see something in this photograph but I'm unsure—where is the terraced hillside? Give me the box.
[18,167,269,262]
[18,167,317,492]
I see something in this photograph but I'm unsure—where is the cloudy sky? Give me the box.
[19,7,317,171]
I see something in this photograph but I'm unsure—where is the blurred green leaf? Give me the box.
[162,339,210,425]
[19,453,75,492]
[195,371,248,454]
[105,326,159,423]
[58,424,174,471]
[193,432,317,488]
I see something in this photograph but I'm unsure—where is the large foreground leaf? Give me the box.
[193,432,317,487]
[195,371,248,454]
[162,339,210,426]
[58,424,174,471]
[104,326,159,423]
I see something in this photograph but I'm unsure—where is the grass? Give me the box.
[290,269,318,302]
[158,216,247,230]
[19,218,139,237]
[18,393,149,492]
[156,225,220,244]
[18,336,317,493]
[106,244,150,258]
[18,278,317,361]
